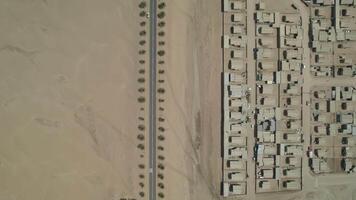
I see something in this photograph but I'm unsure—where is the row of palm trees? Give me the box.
[137,0,167,198]
[137,0,149,198]
[156,0,166,199]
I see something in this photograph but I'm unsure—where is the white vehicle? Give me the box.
[146,12,150,19]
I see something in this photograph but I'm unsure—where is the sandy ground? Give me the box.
[0,0,224,199]
[0,0,146,200]
[1,0,355,200]
[164,0,222,199]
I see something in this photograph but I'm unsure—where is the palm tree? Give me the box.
[139,40,146,45]
[158,182,164,189]
[158,88,165,93]
[158,50,165,56]
[157,12,165,19]
[139,11,146,17]
[157,173,164,179]
[139,30,146,36]
[137,96,145,103]
[137,144,144,150]
[137,134,145,140]
[158,31,165,37]
[158,2,166,9]
[139,2,146,8]
[158,135,165,141]
[158,163,165,170]
[138,77,145,83]
[138,87,145,93]
[158,192,164,198]
[138,124,145,131]
[139,192,145,197]
[158,155,165,160]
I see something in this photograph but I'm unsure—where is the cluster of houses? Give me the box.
[309,0,356,77]
[254,1,303,193]
[222,0,250,197]
[309,86,356,174]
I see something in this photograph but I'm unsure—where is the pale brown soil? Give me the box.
[164,0,222,199]
[0,1,145,200]
[1,0,356,200]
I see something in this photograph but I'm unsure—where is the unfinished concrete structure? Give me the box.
[254,0,303,193]
[221,0,356,198]
[310,0,356,77]
[309,86,356,174]
[222,0,249,197]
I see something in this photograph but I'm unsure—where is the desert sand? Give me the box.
[1,0,356,200]
[0,0,146,199]
[164,0,222,199]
